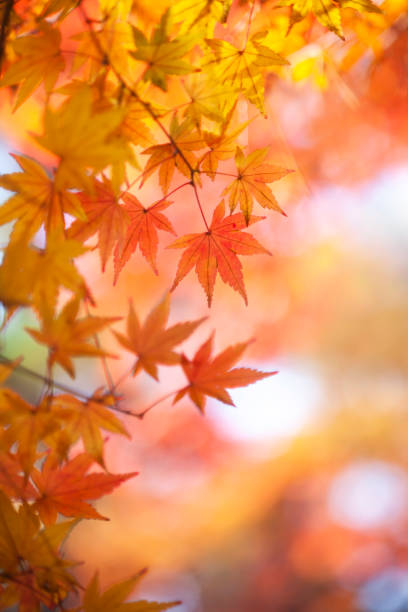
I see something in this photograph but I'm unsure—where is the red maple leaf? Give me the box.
[168,200,270,306]
[113,193,176,282]
[31,454,137,524]
[68,177,129,272]
[174,334,277,412]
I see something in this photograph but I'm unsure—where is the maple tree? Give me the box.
[0,0,401,608]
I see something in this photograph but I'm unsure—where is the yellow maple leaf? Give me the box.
[35,89,130,192]
[0,23,65,109]
[83,571,180,612]
[0,154,86,240]
[49,391,130,466]
[26,297,119,378]
[31,232,87,315]
[171,0,232,36]
[278,0,381,38]
[204,35,288,114]
[131,10,198,91]
[0,492,77,609]
[223,147,291,222]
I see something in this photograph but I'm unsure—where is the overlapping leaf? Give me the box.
[223,147,291,222]
[204,35,288,113]
[68,177,129,272]
[174,334,277,412]
[141,116,204,194]
[31,453,137,524]
[131,11,197,90]
[0,154,85,240]
[26,297,119,377]
[279,0,381,38]
[50,392,130,465]
[0,24,65,109]
[113,194,176,282]
[169,200,270,306]
[31,232,87,314]
[0,492,77,609]
[35,89,130,191]
[0,391,60,473]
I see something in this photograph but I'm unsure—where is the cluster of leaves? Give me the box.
[0,0,388,609]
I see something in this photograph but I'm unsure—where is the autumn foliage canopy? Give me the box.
[0,0,403,608]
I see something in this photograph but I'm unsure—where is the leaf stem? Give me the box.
[135,388,180,419]
[191,179,209,230]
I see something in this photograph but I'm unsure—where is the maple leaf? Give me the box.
[141,116,204,194]
[120,99,155,148]
[0,23,65,109]
[83,571,180,612]
[0,452,36,499]
[113,294,205,380]
[199,106,251,179]
[26,297,119,378]
[204,35,288,114]
[0,390,60,474]
[35,89,130,192]
[31,453,137,524]
[171,0,232,36]
[131,10,197,91]
[72,17,133,82]
[181,74,236,127]
[68,177,129,272]
[31,232,88,314]
[113,193,176,282]
[278,0,381,38]
[223,147,291,222]
[49,391,130,465]
[0,154,86,240]
[0,492,77,608]
[174,334,277,412]
[168,200,270,306]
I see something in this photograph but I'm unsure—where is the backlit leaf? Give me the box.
[169,200,270,306]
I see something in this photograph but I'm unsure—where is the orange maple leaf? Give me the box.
[174,334,277,412]
[31,453,137,524]
[223,147,291,223]
[113,193,176,282]
[0,452,36,500]
[168,200,270,306]
[0,24,65,110]
[83,571,180,612]
[49,391,130,466]
[0,154,86,241]
[0,492,77,608]
[0,390,60,474]
[141,116,204,194]
[113,294,205,380]
[26,298,119,378]
[68,177,129,272]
